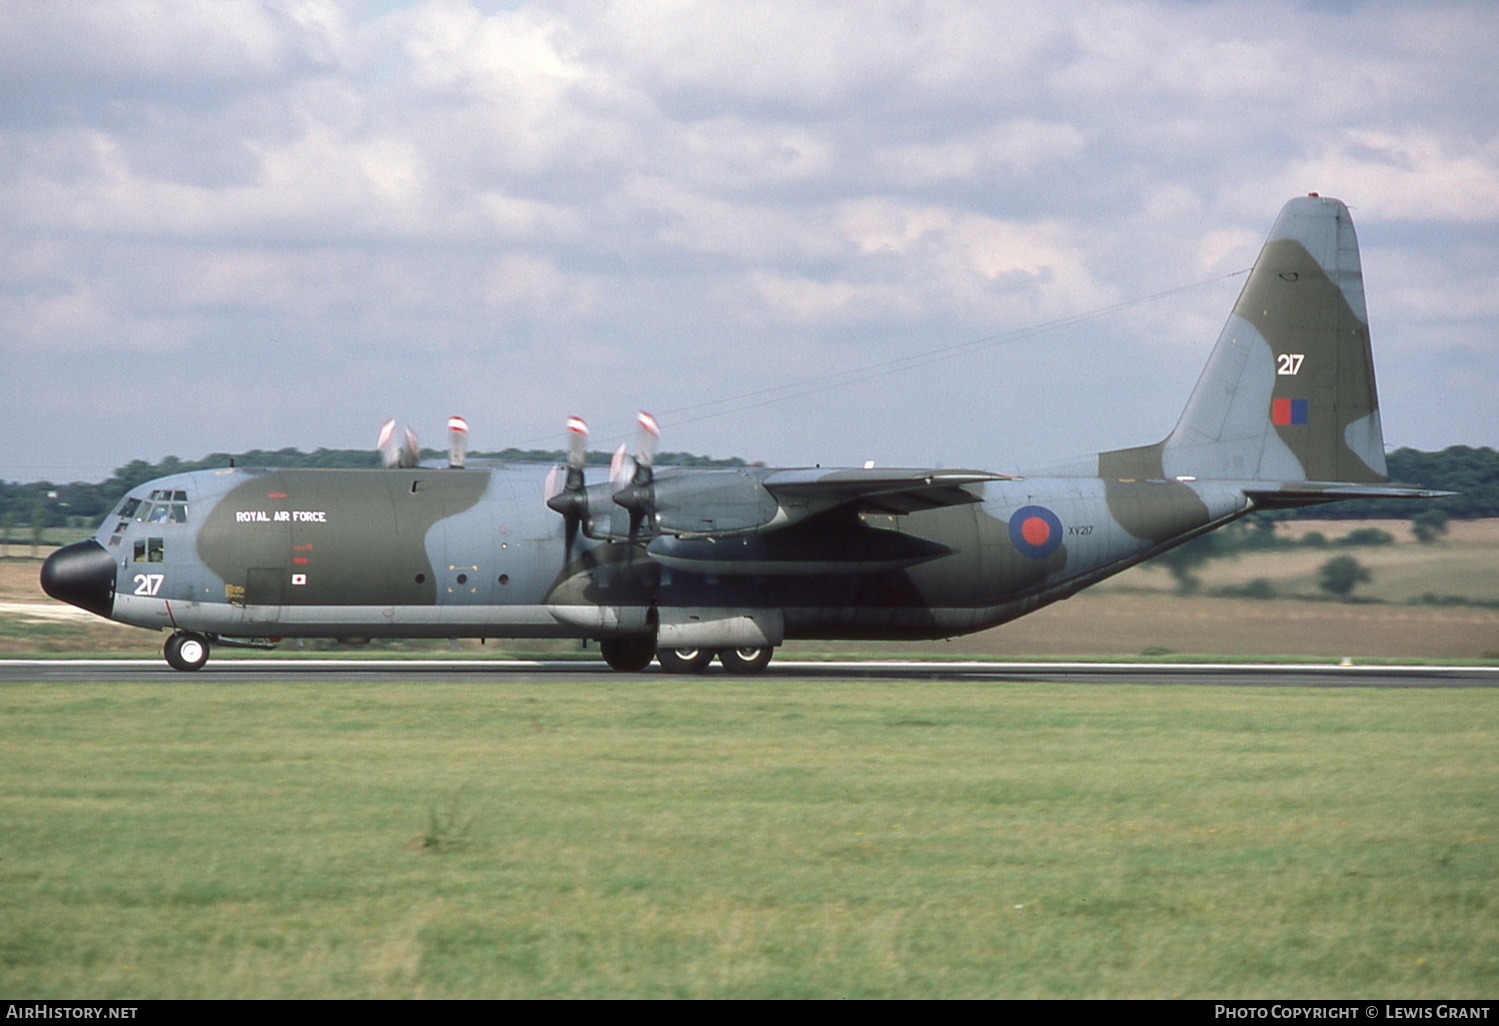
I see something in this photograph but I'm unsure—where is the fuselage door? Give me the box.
[243,566,285,622]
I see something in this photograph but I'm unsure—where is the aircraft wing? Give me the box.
[762,467,1009,515]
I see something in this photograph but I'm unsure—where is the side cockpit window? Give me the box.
[109,496,141,548]
[132,537,165,563]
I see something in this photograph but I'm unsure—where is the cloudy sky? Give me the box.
[2,0,1496,483]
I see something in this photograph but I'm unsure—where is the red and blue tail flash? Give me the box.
[1271,398,1308,426]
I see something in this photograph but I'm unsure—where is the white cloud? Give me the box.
[873,121,1088,186]
[1286,130,1499,223]
[0,0,344,117]
[483,252,600,318]
[0,283,111,348]
[403,3,583,99]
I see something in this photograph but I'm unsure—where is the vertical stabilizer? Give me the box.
[1102,195,1388,485]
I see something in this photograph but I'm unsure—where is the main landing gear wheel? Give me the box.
[718,647,773,674]
[600,637,655,673]
[656,647,715,674]
[164,632,210,672]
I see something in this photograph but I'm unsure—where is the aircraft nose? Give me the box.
[40,540,117,618]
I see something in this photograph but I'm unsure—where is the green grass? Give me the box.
[2,679,1495,998]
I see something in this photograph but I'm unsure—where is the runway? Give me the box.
[1,658,1496,687]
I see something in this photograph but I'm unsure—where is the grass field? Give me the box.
[1,678,1494,998]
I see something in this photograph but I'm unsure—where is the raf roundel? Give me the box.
[1008,505,1064,560]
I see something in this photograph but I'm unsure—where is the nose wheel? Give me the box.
[164,632,211,672]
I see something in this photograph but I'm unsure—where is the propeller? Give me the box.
[609,411,659,489]
[447,416,469,469]
[377,420,424,469]
[545,416,591,563]
[611,411,660,539]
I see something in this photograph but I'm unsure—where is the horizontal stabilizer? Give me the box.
[1243,482,1456,510]
[763,467,1006,515]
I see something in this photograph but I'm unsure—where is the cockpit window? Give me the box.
[132,537,165,563]
[116,498,141,520]
[134,499,188,524]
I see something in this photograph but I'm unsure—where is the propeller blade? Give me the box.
[564,516,579,565]
[610,443,632,490]
[378,418,399,468]
[447,416,468,469]
[633,410,660,472]
[611,410,661,540]
[565,416,588,472]
[547,416,593,568]
[400,426,420,469]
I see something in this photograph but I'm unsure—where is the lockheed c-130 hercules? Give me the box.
[42,196,1448,673]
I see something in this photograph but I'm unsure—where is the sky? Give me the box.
[2,0,1496,483]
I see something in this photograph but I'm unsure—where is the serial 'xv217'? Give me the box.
[42,196,1448,673]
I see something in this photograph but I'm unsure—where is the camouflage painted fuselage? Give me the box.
[90,462,1249,645]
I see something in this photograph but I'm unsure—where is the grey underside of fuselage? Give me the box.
[101,465,1251,642]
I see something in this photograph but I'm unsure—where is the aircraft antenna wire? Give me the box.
[568,267,1250,447]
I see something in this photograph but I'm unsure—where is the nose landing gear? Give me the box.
[164,632,210,672]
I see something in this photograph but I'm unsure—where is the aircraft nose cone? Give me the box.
[40,539,117,618]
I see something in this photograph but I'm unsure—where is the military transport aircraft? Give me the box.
[41,196,1447,673]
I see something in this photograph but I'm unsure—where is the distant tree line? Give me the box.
[0,446,752,529]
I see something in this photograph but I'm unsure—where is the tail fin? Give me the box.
[1104,195,1389,486]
